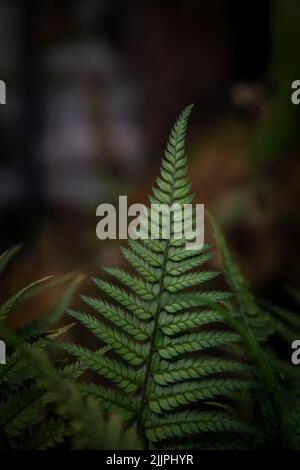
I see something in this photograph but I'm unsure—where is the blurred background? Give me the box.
[0,0,300,329]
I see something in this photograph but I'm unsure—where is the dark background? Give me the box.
[0,0,300,327]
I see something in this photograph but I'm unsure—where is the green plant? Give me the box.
[0,319,141,450]
[262,287,300,396]
[210,217,300,449]
[0,245,85,449]
[58,106,261,450]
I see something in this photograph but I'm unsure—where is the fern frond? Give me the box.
[0,250,84,450]
[209,215,273,341]
[62,106,257,449]
[214,302,297,449]
[1,322,141,449]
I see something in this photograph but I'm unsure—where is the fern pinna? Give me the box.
[60,106,257,449]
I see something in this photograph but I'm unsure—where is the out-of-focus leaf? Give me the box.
[19,274,84,339]
[0,276,54,320]
[0,244,22,275]
[208,212,274,341]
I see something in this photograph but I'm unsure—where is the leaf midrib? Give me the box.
[136,126,183,444]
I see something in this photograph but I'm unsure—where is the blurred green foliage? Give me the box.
[255,0,300,161]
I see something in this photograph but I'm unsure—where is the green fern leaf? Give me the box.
[62,105,257,449]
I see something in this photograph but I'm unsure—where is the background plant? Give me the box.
[210,216,300,449]
[0,244,141,450]
[0,245,84,449]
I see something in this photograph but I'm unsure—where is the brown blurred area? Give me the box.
[0,0,300,328]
